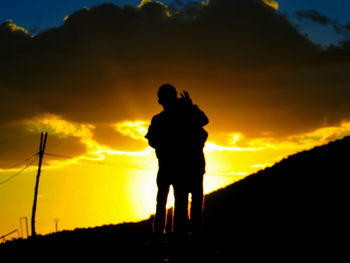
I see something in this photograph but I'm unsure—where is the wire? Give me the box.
[1,152,39,171]
[45,152,106,165]
[45,152,73,159]
[0,155,38,186]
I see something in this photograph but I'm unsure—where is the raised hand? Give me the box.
[180,90,192,105]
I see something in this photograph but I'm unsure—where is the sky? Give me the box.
[1,0,350,45]
[1,0,350,238]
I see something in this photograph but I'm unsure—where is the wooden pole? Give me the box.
[20,216,29,238]
[31,132,47,237]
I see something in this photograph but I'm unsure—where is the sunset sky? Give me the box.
[1,0,350,237]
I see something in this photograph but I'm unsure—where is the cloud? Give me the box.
[295,10,330,25]
[247,121,350,151]
[24,114,95,140]
[21,115,153,163]
[0,121,87,168]
[0,20,31,42]
[295,9,350,36]
[0,0,350,167]
[262,0,278,10]
[22,114,102,161]
[113,120,149,141]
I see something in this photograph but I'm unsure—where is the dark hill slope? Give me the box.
[203,135,349,260]
[1,136,349,261]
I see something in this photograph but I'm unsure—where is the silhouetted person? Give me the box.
[145,84,208,241]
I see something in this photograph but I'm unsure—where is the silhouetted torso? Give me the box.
[146,100,208,188]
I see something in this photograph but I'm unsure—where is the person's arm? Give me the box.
[145,117,158,148]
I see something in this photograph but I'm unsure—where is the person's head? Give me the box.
[157,84,178,110]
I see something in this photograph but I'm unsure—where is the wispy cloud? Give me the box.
[24,114,94,139]
[248,121,350,151]
[113,120,149,141]
[295,9,350,36]
[22,115,153,167]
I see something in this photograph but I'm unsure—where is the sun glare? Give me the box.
[5,115,350,235]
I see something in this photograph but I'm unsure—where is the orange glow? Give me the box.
[1,0,350,242]
[1,117,350,236]
[262,0,279,10]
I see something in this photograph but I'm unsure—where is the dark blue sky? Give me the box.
[1,0,349,45]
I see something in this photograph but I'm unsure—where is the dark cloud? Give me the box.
[0,20,32,42]
[295,9,350,36]
[295,10,330,25]
[346,23,350,31]
[1,0,350,167]
[0,123,87,167]
[93,123,148,152]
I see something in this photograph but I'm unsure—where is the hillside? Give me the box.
[203,135,349,260]
[1,136,349,261]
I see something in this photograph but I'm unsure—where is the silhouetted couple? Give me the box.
[146,84,208,242]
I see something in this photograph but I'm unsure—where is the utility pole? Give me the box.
[20,216,29,238]
[31,132,47,237]
[54,218,59,232]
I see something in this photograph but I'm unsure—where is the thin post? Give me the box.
[20,217,29,238]
[54,218,59,232]
[31,132,47,237]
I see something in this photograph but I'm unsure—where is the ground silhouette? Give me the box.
[1,136,349,261]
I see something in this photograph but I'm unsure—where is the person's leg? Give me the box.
[190,181,204,240]
[153,183,170,235]
[173,185,189,240]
